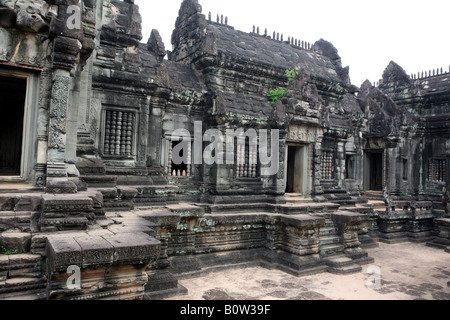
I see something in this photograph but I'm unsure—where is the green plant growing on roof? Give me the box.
[267,88,287,106]
[286,66,299,84]
[267,67,299,105]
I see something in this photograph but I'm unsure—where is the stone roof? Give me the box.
[418,74,450,96]
[220,92,273,118]
[205,22,344,84]
[165,60,205,92]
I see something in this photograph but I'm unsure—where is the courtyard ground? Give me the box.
[165,242,450,300]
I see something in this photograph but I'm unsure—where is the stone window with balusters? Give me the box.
[103,109,136,157]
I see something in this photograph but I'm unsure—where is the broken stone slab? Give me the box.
[111,215,157,227]
[0,232,31,254]
[107,224,155,237]
[136,209,180,231]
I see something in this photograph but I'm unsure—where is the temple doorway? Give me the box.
[0,75,26,176]
[285,144,308,194]
[364,150,383,191]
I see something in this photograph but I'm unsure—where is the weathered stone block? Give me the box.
[102,232,161,265]
[74,235,114,267]
[16,10,47,32]
[0,232,31,254]
[46,237,82,272]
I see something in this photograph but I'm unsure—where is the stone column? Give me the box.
[46,69,78,194]
[44,1,96,193]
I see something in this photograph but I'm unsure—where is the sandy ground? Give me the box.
[165,242,450,300]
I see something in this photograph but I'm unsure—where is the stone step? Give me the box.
[0,212,35,233]
[324,255,354,267]
[364,191,383,201]
[318,235,340,246]
[0,276,46,299]
[323,188,348,194]
[319,227,336,236]
[352,196,369,204]
[323,254,363,274]
[284,194,316,204]
[1,254,42,279]
[319,243,344,256]
[327,263,362,275]
[80,175,117,188]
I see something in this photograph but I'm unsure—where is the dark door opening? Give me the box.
[285,145,306,194]
[368,151,383,191]
[171,140,188,177]
[286,146,296,193]
[0,76,26,176]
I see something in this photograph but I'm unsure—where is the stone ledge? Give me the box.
[46,232,161,272]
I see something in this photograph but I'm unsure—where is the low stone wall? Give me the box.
[376,200,437,243]
[158,207,372,280]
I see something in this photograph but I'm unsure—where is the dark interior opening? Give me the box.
[171,140,188,176]
[369,151,383,190]
[285,146,296,193]
[0,76,26,176]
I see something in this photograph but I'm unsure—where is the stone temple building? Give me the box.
[0,0,449,300]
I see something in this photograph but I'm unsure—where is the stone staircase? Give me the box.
[202,193,340,215]
[0,253,46,300]
[0,193,46,300]
[317,216,363,274]
[321,187,357,206]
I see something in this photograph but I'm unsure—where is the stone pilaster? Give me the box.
[46,69,78,193]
